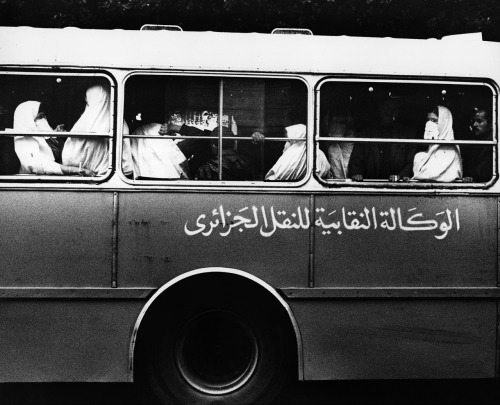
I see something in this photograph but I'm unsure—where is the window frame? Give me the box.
[315,76,498,189]
[120,71,311,187]
[0,69,116,183]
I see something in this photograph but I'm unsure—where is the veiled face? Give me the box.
[427,112,438,124]
[34,111,52,131]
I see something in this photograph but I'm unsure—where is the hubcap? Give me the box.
[175,310,259,395]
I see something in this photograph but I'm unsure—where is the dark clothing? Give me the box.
[45,136,66,164]
[0,106,19,174]
[348,124,417,179]
[462,144,492,182]
[0,137,20,174]
[176,124,212,178]
[348,142,416,179]
[196,150,254,181]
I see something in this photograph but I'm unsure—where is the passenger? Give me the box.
[0,105,20,174]
[265,124,330,181]
[195,126,254,181]
[348,97,416,182]
[158,114,215,177]
[412,105,462,182]
[13,101,94,176]
[129,122,188,179]
[462,107,493,183]
[323,106,355,179]
[62,84,111,176]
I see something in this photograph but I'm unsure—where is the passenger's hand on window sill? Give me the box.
[463,176,474,183]
[61,165,95,177]
[55,124,65,132]
[352,174,363,182]
[80,168,96,177]
[402,176,411,182]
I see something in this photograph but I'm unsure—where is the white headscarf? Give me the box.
[412,105,462,182]
[130,123,188,179]
[13,101,63,175]
[265,124,330,181]
[62,84,111,175]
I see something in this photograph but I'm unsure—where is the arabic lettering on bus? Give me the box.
[184,205,460,240]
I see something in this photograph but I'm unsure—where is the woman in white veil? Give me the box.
[412,105,462,182]
[265,124,330,181]
[62,84,111,176]
[13,101,93,175]
[129,122,188,179]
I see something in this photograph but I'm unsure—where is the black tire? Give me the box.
[141,287,291,404]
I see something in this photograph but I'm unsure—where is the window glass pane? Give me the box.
[123,75,308,182]
[319,81,494,184]
[0,74,112,177]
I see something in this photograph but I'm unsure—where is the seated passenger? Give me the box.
[129,122,188,179]
[0,105,20,174]
[158,114,215,178]
[265,124,330,181]
[412,105,462,182]
[348,97,416,182]
[62,84,111,176]
[462,107,492,183]
[195,126,254,181]
[323,106,355,179]
[13,101,94,175]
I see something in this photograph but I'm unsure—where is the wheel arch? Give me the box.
[128,267,303,381]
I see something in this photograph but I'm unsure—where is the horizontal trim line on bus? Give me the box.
[315,137,496,145]
[0,132,112,139]
[0,287,155,299]
[123,135,290,141]
[280,287,500,299]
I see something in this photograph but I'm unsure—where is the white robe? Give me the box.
[130,123,188,179]
[412,106,462,182]
[265,124,330,181]
[62,85,111,175]
[13,101,63,175]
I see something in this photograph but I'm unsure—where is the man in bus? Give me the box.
[462,107,493,183]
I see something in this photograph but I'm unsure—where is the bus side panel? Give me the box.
[290,299,497,379]
[314,196,497,287]
[0,299,144,382]
[117,192,309,288]
[0,191,114,287]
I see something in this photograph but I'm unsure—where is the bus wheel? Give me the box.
[144,299,290,404]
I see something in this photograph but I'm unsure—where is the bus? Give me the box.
[0,25,499,404]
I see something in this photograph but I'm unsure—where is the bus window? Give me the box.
[122,75,308,182]
[0,73,113,179]
[318,81,496,186]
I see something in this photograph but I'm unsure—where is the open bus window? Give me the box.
[318,80,496,186]
[0,73,113,178]
[123,75,308,182]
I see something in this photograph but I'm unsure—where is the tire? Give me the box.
[142,289,291,404]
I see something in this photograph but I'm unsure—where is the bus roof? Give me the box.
[1,26,499,79]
